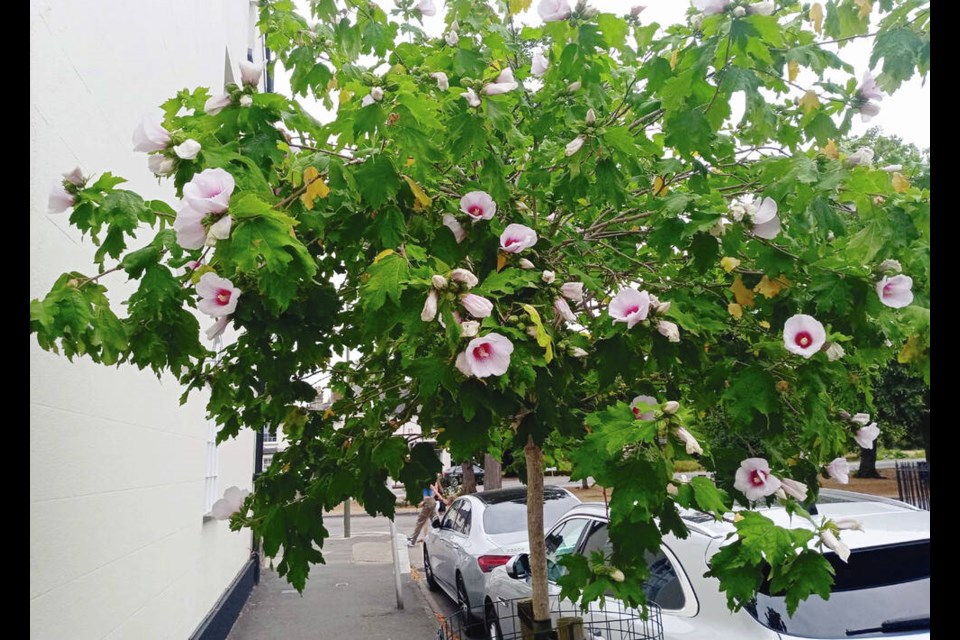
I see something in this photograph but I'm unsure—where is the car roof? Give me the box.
[560,489,929,547]
[465,486,575,506]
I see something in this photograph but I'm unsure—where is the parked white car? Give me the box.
[423,486,581,635]
[483,489,930,640]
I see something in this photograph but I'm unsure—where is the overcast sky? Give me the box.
[274,0,929,150]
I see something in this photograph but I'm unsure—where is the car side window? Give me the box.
[443,501,462,531]
[578,523,686,611]
[545,518,590,582]
[458,500,472,535]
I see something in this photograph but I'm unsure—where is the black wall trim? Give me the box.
[188,555,258,640]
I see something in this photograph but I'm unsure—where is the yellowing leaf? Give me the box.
[338,89,353,104]
[787,60,799,82]
[497,252,509,272]
[892,172,910,193]
[401,174,432,210]
[300,167,331,209]
[720,257,741,273]
[799,90,820,114]
[508,0,533,14]
[322,407,336,420]
[731,275,756,308]
[811,3,824,34]
[821,139,839,160]
[373,249,395,264]
[776,380,789,392]
[521,304,554,363]
[405,157,416,167]
[758,320,771,329]
[652,175,669,196]
[728,303,743,319]
[733,512,744,523]
[854,0,872,19]
[669,49,679,70]
[897,336,925,364]
[754,275,786,299]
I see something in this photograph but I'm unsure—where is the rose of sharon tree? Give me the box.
[32,0,929,630]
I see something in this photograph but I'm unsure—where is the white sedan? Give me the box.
[423,486,581,636]
[483,489,930,640]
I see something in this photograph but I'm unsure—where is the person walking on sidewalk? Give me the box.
[408,475,445,546]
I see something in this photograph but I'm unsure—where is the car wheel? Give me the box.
[422,546,439,592]
[456,572,483,638]
[485,600,503,640]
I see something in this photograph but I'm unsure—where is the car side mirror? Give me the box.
[506,553,530,580]
[431,519,441,529]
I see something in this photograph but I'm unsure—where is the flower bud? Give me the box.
[610,568,625,583]
[518,258,535,269]
[825,342,845,361]
[432,275,448,289]
[585,108,596,125]
[542,270,556,284]
[570,347,588,358]
[663,401,680,415]
[732,6,746,17]
[173,139,202,160]
[450,268,479,288]
[567,80,582,93]
[421,290,438,322]
[460,320,480,338]
[877,259,902,274]
[657,320,680,343]
[239,95,254,108]
[565,135,585,157]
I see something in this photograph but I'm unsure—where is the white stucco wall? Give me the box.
[31,1,260,638]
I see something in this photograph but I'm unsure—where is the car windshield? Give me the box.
[482,495,580,535]
[745,540,930,639]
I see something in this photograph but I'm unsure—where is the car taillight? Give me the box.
[477,555,513,573]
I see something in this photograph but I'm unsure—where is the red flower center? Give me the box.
[473,343,491,360]
[624,305,640,316]
[468,205,483,217]
[883,283,894,296]
[750,469,767,486]
[215,289,232,306]
[504,236,521,247]
[632,407,640,416]
[794,331,812,347]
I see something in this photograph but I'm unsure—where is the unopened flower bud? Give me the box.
[518,258,535,269]
[663,401,680,415]
[732,6,746,17]
[585,108,596,125]
[542,270,556,284]
[432,275,448,289]
[877,259,902,274]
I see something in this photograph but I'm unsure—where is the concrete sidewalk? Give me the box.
[227,517,440,640]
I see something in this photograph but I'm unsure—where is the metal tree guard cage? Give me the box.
[895,460,930,510]
[436,594,664,640]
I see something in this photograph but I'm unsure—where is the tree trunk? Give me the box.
[856,446,882,478]
[484,453,502,491]
[461,460,477,494]
[524,436,550,624]
[581,477,589,489]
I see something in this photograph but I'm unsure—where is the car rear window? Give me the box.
[483,495,580,535]
[745,540,930,638]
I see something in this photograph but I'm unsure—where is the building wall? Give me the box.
[30,1,259,638]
